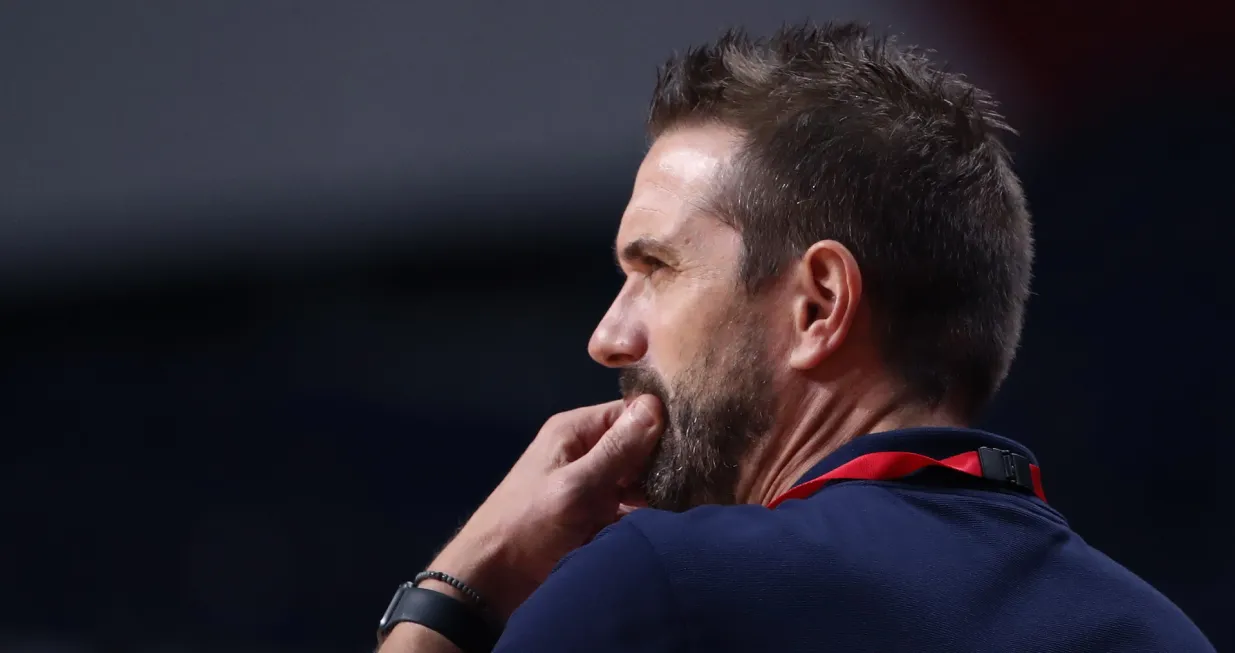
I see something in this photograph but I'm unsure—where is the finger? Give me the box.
[571,395,663,486]
[566,399,627,449]
[549,399,627,461]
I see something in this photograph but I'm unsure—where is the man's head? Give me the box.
[589,23,1033,511]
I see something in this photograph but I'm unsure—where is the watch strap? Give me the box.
[378,585,500,653]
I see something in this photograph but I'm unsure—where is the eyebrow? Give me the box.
[615,237,680,269]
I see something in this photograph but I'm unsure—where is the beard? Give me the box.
[618,306,776,512]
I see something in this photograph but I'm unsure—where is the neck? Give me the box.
[736,378,965,507]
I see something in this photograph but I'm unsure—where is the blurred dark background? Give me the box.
[1,2,1231,652]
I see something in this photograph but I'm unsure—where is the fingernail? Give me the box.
[627,397,656,429]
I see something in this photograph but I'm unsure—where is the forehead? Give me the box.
[617,124,741,247]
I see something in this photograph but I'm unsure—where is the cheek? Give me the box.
[758,319,793,365]
[643,285,729,377]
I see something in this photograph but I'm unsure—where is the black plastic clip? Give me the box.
[977,447,1034,494]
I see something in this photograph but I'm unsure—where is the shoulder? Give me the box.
[621,502,858,592]
[495,496,906,652]
[610,505,872,646]
[493,517,685,653]
[622,490,896,565]
[495,505,813,652]
[621,503,817,561]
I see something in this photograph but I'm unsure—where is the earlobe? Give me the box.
[787,240,862,371]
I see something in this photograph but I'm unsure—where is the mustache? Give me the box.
[618,366,671,405]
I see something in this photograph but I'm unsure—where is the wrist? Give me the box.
[415,577,479,610]
[377,583,502,653]
[429,533,534,620]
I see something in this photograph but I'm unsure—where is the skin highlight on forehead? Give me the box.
[632,124,740,217]
[616,125,745,279]
[654,143,726,187]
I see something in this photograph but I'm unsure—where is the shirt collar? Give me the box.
[792,427,1038,488]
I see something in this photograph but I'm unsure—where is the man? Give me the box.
[377,22,1215,652]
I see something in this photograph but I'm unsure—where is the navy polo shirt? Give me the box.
[494,428,1214,652]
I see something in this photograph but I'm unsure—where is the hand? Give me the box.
[425,395,664,619]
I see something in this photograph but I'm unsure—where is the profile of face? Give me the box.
[588,125,780,512]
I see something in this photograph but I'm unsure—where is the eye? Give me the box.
[639,256,668,275]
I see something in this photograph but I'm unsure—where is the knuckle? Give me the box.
[542,402,614,433]
[539,411,574,438]
[540,406,597,439]
[543,405,588,430]
[539,413,564,434]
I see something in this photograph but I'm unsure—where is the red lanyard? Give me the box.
[767,447,1047,509]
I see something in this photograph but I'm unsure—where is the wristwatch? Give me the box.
[377,582,501,653]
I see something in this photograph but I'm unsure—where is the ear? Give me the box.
[786,240,863,371]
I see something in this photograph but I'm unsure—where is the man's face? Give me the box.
[588,124,780,512]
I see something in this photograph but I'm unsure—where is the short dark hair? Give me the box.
[648,22,1033,417]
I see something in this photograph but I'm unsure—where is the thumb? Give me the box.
[571,395,663,486]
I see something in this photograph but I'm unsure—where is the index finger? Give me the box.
[568,394,663,450]
[549,399,626,459]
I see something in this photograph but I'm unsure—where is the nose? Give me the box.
[588,298,647,368]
